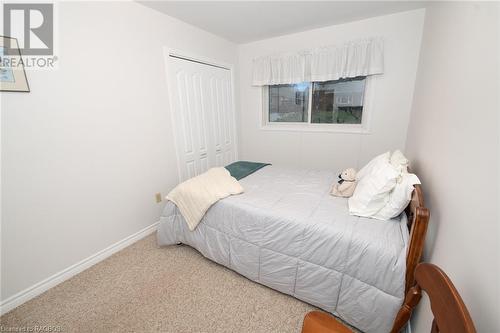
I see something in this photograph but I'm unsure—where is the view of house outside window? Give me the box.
[268,82,310,122]
[268,77,366,124]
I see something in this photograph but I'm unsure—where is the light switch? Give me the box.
[155,193,162,203]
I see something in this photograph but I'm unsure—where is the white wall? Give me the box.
[405,2,499,332]
[1,1,237,303]
[237,9,425,171]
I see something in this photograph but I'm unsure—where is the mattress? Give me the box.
[157,166,408,333]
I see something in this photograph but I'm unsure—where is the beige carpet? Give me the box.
[1,234,320,333]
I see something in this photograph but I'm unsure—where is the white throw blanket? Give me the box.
[166,167,244,231]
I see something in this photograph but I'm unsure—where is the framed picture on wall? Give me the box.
[1,36,30,92]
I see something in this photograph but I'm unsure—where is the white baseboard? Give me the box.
[0,222,159,316]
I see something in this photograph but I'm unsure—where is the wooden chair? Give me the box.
[301,263,476,333]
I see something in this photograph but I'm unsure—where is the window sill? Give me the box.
[260,123,371,134]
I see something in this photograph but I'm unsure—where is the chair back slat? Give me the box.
[390,263,476,333]
[415,263,476,333]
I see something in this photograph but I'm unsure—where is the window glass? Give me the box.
[311,77,365,124]
[269,83,310,122]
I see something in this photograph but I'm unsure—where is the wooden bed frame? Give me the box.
[404,183,430,293]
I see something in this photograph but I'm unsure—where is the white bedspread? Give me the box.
[157,166,408,333]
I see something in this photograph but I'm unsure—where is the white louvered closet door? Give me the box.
[168,55,237,182]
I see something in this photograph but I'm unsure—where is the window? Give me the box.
[269,83,310,122]
[265,77,367,128]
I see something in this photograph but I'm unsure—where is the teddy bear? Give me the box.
[331,168,358,198]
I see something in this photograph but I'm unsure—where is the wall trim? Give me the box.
[0,221,159,316]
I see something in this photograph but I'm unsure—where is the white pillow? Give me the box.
[348,154,399,217]
[356,152,391,181]
[390,150,409,174]
[373,173,421,220]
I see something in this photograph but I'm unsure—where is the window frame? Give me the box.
[260,76,375,134]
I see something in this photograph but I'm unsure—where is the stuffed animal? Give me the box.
[331,168,358,198]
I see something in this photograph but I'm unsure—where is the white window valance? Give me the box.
[252,38,384,86]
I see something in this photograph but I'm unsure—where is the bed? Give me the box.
[157,166,429,333]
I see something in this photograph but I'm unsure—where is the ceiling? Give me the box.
[138,1,427,43]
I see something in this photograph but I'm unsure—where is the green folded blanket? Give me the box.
[225,161,271,180]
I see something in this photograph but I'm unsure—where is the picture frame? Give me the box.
[1,36,30,92]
